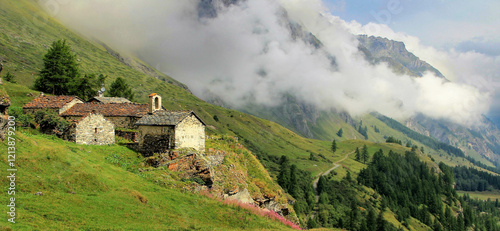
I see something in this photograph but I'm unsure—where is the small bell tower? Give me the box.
[149,93,162,113]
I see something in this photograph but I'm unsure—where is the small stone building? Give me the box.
[66,112,115,145]
[23,94,83,115]
[135,94,205,154]
[60,102,148,129]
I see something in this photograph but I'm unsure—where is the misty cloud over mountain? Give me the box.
[47,0,493,125]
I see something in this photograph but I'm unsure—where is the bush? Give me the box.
[34,109,69,135]
[3,72,16,83]
[8,107,34,127]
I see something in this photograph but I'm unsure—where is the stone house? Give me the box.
[60,102,148,129]
[23,94,83,115]
[135,94,206,154]
[66,112,115,145]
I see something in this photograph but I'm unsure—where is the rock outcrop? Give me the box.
[144,146,294,219]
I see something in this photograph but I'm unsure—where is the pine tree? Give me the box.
[307,217,318,229]
[349,200,359,230]
[107,77,135,101]
[362,145,369,164]
[277,156,290,190]
[317,176,327,194]
[337,128,343,137]
[69,73,105,101]
[35,39,80,95]
[367,207,377,231]
[376,210,386,231]
[355,147,361,162]
[288,164,298,198]
[346,171,352,182]
[331,139,337,153]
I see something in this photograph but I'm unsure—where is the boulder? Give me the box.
[227,188,254,204]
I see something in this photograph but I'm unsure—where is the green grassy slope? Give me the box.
[0,128,295,230]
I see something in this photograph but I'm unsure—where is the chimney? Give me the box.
[97,91,104,97]
[148,93,162,114]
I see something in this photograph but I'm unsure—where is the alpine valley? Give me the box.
[0,0,499,230]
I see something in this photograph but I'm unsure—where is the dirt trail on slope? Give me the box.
[310,150,357,220]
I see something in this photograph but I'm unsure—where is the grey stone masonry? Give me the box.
[75,113,115,145]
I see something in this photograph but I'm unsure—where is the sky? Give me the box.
[323,0,500,125]
[46,0,499,127]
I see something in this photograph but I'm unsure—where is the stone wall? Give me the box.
[75,114,115,145]
[138,125,175,155]
[175,114,205,152]
[59,99,83,114]
[115,130,137,142]
[105,116,140,129]
[65,116,140,129]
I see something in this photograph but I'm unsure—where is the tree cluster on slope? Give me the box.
[34,39,134,101]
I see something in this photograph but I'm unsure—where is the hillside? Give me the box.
[0,126,295,230]
[2,0,500,230]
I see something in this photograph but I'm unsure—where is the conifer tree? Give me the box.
[362,145,369,164]
[277,156,290,190]
[288,164,298,197]
[376,210,386,231]
[70,73,106,101]
[331,139,337,153]
[337,128,343,137]
[355,147,361,162]
[366,207,377,231]
[107,77,135,101]
[35,39,80,95]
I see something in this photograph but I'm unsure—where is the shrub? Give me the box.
[8,107,34,127]
[34,109,69,135]
[3,72,16,83]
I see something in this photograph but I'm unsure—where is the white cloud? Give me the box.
[50,0,492,125]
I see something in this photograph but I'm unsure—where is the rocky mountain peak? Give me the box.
[358,35,445,78]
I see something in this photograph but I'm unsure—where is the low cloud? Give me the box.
[48,0,493,125]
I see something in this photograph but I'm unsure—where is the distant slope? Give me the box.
[404,114,500,162]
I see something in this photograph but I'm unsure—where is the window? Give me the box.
[154,97,160,110]
[95,128,98,133]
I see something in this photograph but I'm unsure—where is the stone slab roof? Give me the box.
[89,97,131,104]
[60,102,148,117]
[136,110,206,126]
[23,95,81,109]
